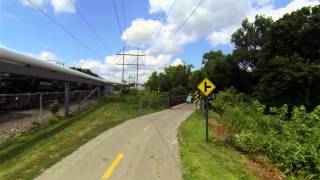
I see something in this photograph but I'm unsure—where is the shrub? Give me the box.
[48,100,59,114]
[31,119,41,129]
[233,131,263,153]
[213,90,320,178]
[48,115,62,125]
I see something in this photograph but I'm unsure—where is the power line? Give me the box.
[112,0,124,37]
[69,0,111,53]
[157,0,205,54]
[116,48,145,88]
[121,0,129,41]
[26,0,103,58]
[152,0,177,43]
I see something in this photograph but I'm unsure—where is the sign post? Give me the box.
[197,78,216,143]
[153,89,161,103]
[193,91,200,111]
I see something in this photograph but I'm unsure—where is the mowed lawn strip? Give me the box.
[0,99,159,180]
[178,112,257,180]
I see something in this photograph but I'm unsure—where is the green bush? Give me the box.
[106,95,125,102]
[47,115,62,125]
[120,88,139,96]
[47,100,59,114]
[213,89,320,178]
[169,85,187,96]
[31,119,41,129]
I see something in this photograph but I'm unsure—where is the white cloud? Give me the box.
[38,51,58,60]
[207,27,237,47]
[74,50,184,83]
[266,0,318,20]
[252,0,275,6]
[121,19,161,47]
[123,0,319,55]
[21,0,77,14]
[171,58,184,66]
[51,0,76,14]
[129,0,253,55]
[28,51,58,61]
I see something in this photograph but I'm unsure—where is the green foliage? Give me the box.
[179,112,256,180]
[204,6,320,110]
[204,53,253,92]
[47,115,62,125]
[0,99,159,180]
[188,69,205,91]
[255,54,320,110]
[231,15,273,69]
[31,119,41,129]
[213,90,320,178]
[47,100,59,114]
[145,64,192,96]
[120,88,139,96]
[70,67,100,78]
[169,85,187,96]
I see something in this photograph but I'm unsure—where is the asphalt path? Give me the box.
[36,103,194,180]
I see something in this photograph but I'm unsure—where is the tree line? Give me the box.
[145,5,320,110]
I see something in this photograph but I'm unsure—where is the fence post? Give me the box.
[139,99,142,110]
[64,82,70,117]
[39,93,43,121]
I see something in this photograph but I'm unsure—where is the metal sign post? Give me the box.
[205,96,209,142]
[197,78,216,143]
[193,91,200,111]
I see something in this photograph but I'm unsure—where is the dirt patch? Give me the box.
[209,118,285,180]
[244,156,285,180]
[209,118,226,141]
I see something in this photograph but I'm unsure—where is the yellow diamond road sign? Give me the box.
[197,78,216,96]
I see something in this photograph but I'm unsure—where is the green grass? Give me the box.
[0,98,159,180]
[178,112,257,180]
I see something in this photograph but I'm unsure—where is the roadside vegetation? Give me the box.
[146,6,320,111]
[211,89,320,179]
[179,112,257,180]
[0,93,163,180]
[145,6,320,179]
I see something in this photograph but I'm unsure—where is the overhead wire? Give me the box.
[112,0,124,38]
[69,0,111,54]
[121,0,129,42]
[26,0,103,58]
[156,0,205,54]
[152,0,177,44]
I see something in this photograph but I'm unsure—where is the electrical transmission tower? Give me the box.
[117,47,145,88]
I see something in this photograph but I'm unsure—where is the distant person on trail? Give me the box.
[186,92,192,103]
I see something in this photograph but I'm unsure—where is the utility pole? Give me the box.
[122,47,125,82]
[136,48,139,88]
[117,47,145,88]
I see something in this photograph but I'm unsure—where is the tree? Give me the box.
[144,72,159,91]
[188,68,206,91]
[254,6,320,110]
[145,64,192,95]
[203,51,253,93]
[70,67,101,78]
[231,15,273,70]
[261,6,320,63]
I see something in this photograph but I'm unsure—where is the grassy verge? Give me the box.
[0,97,160,180]
[178,111,257,180]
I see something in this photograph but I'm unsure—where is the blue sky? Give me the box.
[0,0,318,82]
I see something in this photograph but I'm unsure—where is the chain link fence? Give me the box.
[0,90,100,144]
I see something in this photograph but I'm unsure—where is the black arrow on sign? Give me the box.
[204,82,211,92]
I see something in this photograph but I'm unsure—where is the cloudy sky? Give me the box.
[1,0,319,83]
